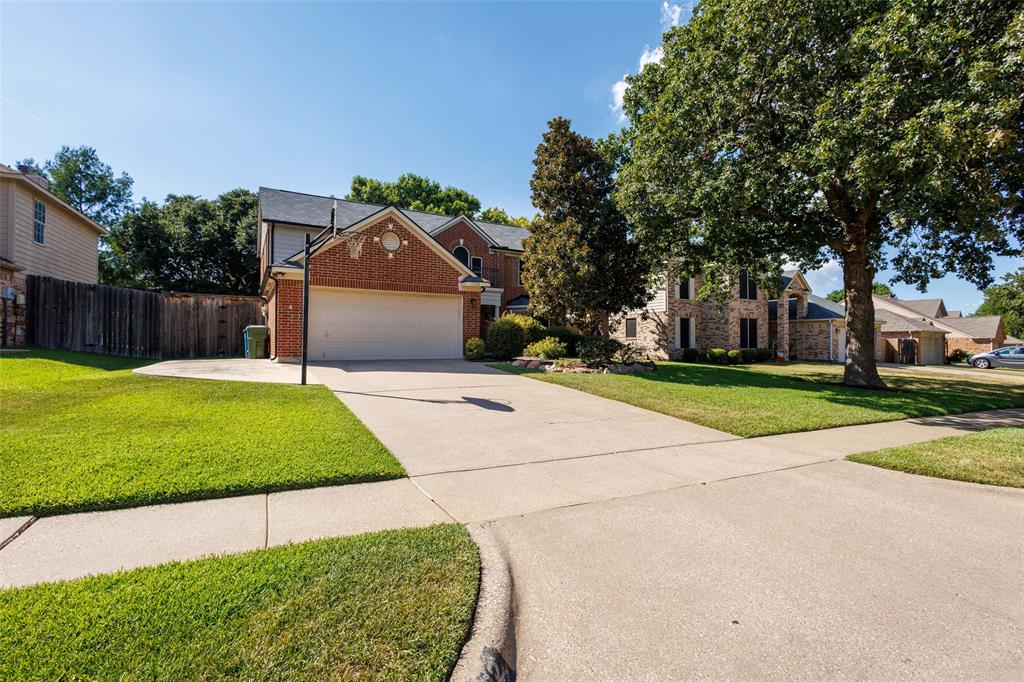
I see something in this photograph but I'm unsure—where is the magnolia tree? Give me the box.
[615,0,1022,387]
[523,118,654,333]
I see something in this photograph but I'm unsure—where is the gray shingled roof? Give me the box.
[874,308,947,333]
[259,187,530,251]
[938,315,1002,339]
[894,298,946,318]
[769,293,845,321]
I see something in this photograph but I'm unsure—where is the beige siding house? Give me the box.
[0,163,107,345]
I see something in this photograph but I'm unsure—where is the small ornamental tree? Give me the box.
[616,0,1023,387]
[523,117,655,333]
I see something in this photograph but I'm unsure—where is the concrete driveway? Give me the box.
[309,360,735,476]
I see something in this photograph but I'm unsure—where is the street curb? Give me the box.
[450,522,518,682]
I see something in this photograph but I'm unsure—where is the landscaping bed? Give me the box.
[0,349,404,517]
[848,426,1024,488]
[0,525,479,681]
[491,360,1024,437]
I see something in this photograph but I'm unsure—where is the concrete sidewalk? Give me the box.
[2,407,1021,588]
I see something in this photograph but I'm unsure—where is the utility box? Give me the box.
[243,325,269,359]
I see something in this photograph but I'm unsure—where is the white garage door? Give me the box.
[308,288,462,360]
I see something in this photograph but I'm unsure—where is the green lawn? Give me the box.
[0,349,404,517]
[0,525,479,681]
[492,361,1024,437]
[848,426,1024,488]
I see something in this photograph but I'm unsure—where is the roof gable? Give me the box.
[289,205,477,279]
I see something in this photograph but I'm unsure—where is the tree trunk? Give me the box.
[841,223,886,388]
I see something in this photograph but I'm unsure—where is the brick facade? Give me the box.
[432,218,525,337]
[612,272,769,358]
[945,336,1001,356]
[266,214,481,360]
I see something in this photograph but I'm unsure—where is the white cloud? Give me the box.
[611,77,629,121]
[798,260,844,294]
[611,4,688,121]
[639,45,664,69]
[661,2,684,28]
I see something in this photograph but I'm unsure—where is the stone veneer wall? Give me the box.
[611,272,769,356]
[0,268,26,345]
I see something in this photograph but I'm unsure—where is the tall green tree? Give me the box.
[347,173,481,217]
[616,0,1022,387]
[477,206,531,227]
[103,190,258,294]
[976,267,1024,339]
[524,117,654,332]
[17,146,134,227]
[826,283,896,303]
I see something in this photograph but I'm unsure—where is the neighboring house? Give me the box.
[257,187,530,361]
[0,163,106,345]
[611,268,881,362]
[872,294,1007,360]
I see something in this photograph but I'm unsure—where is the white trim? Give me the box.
[470,255,483,275]
[429,215,499,246]
[675,316,694,349]
[675,276,695,301]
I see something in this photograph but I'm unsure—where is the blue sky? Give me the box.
[2,1,1015,312]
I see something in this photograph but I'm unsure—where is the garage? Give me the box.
[307,288,462,361]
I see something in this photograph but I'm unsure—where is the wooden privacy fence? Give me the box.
[26,275,265,359]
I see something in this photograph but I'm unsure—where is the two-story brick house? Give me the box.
[0,163,106,345]
[612,267,882,362]
[257,187,530,361]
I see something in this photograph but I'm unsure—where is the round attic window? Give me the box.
[381,231,401,253]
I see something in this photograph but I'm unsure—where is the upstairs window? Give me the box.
[33,201,46,245]
[739,318,758,348]
[677,276,691,300]
[739,270,757,299]
[471,256,483,277]
[453,245,470,267]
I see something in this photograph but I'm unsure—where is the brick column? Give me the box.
[777,296,789,359]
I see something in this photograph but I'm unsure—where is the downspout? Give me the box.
[828,320,833,363]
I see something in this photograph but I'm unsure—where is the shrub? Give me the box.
[579,337,625,367]
[683,347,700,362]
[755,347,772,362]
[740,348,757,363]
[524,336,568,359]
[501,313,547,344]
[464,337,485,360]
[547,326,583,356]
[616,343,646,365]
[487,319,526,360]
[707,348,728,364]
[947,348,968,364]
[727,350,742,364]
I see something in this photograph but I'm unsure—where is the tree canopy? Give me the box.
[477,206,530,227]
[102,189,258,295]
[826,283,895,303]
[976,267,1024,339]
[17,146,134,227]
[347,173,481,217]
[615,0,1023,386]
[523,117,653,332]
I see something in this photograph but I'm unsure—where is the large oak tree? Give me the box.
[615,0,1022,387]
